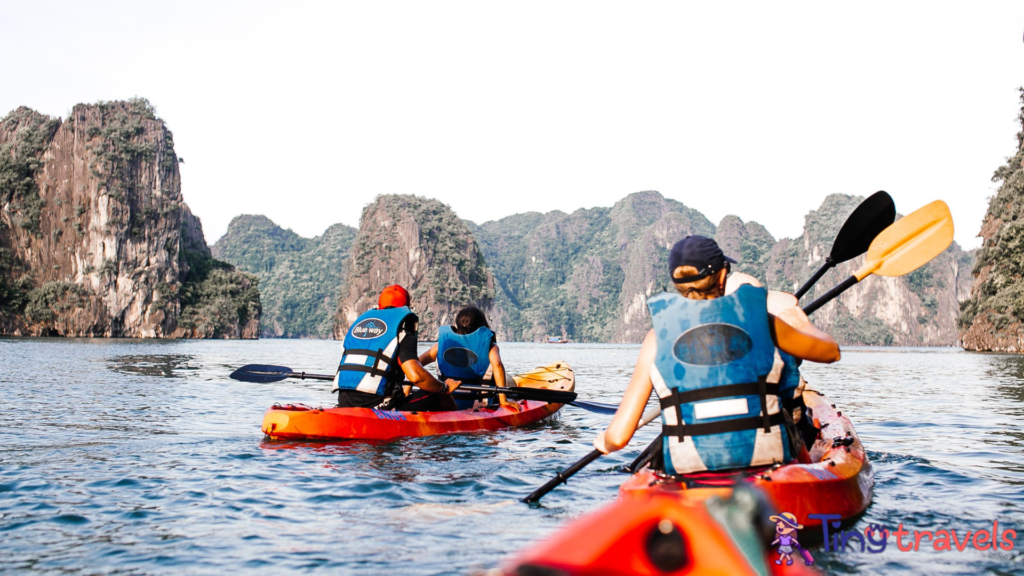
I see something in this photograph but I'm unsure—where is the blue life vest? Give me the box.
[778,350,802,404]
[437,325,496,410]
[647,285,791,475]
[332,306,415,397]
[436,326,495,381]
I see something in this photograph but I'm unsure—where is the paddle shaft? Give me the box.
[248,369,576,404]
[794,258,833,300]
[457,384,576,403]
[521,406,662,503]
[802,275,858,315]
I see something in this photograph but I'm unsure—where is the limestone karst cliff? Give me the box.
[0,100,260,338]
[213,215,355,338]
[959,90,1024,352]
[333,195,495,340]
[219,190,970,345]
[473,191,716,342]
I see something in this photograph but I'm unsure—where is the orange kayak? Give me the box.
[620,388,873,524]
[502,389,868,575]
[504,488,819,576]
[261,362,574,440]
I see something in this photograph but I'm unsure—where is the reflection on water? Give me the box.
[108,354,196,378]
[1,340,1022,575]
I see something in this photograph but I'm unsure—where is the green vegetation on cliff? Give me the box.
[213,215,355,338]
[0,108,60,236]
[176,246,261,338]
[959,89,1024,341]
[475,192,716,341]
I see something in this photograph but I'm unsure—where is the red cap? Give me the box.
[378,285,410,309]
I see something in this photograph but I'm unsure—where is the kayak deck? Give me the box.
[261,362,574,440]
[504,489,818,576]
[620,387,873,523]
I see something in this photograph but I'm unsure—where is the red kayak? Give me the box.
[620,388,873,523]
[261,362,573,441]
[502,389,869,575]
[504,489,819,576]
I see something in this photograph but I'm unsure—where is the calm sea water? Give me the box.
[1,339,1022,575]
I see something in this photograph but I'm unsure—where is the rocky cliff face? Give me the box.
[475,191,970,344]
[474,191,716,342]
[213,215,355,338]
[217,190,970,345]
[0,100,260,338]
[333,195,495,340]
[959,90,1024,352]
[763,194,973,346]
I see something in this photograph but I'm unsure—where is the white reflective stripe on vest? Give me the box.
[331,338,400,394]
[651,350,788,475]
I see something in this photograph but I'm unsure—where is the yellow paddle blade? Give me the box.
[854,200,954,280]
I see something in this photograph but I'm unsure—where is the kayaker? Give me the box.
[333,285,456,410]
[725,271,818,445]
[418,306,518,410]
[593,236,840,475]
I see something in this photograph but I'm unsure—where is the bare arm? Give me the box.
[489,345,514,407]
[771,308,841,363]
[400,358,446,393]
[594,329,657,454]
[418,344,438,366]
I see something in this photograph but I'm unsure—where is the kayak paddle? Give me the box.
[794,191,896,300]
[803,200,953,315]
[522,199,953,503]
[522,405,663,504]
[229,363,616,411]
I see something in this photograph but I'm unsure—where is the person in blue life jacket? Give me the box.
[334,285,458,410]
[724,271,826,453]
[417,306,520,410]
[592,236,841,475]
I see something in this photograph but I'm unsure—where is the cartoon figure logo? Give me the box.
[770,512,814,566]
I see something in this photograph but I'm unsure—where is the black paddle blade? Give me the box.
[829,190,896,264]
[230,364,294,383]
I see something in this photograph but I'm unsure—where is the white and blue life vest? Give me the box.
[648,285,791,475]
[332,306,415,397]
[436,326,495,382]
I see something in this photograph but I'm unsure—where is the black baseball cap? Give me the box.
[668,236,736,284]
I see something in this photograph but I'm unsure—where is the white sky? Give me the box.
[2,1,1022,249]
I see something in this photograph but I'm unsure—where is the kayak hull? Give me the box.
[619,388,873,523]
[504,490,818,576]
[261,362,573,440]
[503,389,866,575]
[262,399,562,440]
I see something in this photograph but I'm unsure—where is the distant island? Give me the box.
[215,191,974,346]
[11,94,1024,350]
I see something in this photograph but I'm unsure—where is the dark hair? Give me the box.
[453,306,489,335]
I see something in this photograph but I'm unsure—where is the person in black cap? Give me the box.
[591,235,840,476]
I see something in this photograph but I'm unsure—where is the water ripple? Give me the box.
[1,340,1023,574]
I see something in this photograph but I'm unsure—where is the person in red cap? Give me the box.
[333,284,456,410]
